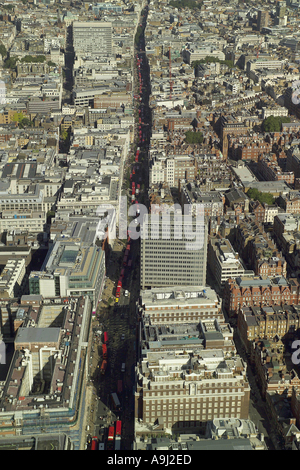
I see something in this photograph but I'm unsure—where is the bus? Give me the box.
[115,420,122,437]
[115,420,122,450]
[111,392,121,411]
[116,285,121,298]
[100,360,107,375]
[91,436,98,450]
[103,331,108,344]
[108,426,115,440]
[107,425,115,450]
[102,343,107,360]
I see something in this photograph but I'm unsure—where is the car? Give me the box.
[121,334,125,340]
[124,290,129,297]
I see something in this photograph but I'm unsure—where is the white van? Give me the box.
[121,363,125,373]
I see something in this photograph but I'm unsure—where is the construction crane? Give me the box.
[169,45,173,100]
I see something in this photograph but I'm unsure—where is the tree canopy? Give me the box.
[0,44,7,59]
[20,55,46,63]
[169,0,202,9]
[262,115,291,133]
[185,130,204,144]
[3,56,18,70]
[13,112,33,128]
[191,56,234,69]
[247,188,275,206]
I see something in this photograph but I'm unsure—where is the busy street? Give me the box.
[83,3,150,450]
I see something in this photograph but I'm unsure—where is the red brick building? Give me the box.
[258,154,295,186]
[224,276,300,318]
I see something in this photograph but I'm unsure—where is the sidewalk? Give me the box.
[79,383,94,449]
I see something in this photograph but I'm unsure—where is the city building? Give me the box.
[0,296,92,443]
[224,276,300,318]
[29,217,107,307]
[257,10,270,32]
[0,259,25,299]
[72,21,113,58]
[139,285,223,324]
[135,349,250,433]
[238,304,300,350]
[208,238,252,291]
[140,214,208,289]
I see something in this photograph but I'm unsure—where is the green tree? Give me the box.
[262,115,291,132]
[20,55,46,63]
[19,117,33,128]
[0,44,7,59]
[192,56,234,69]
[13,112,25,123]
[247,188,275,205]
[135,26,143,45]
[169,0,202,9]
[185,130,204,144]
[61,130,69,141]
[3,56,18,70]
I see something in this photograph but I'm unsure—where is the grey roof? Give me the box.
[148,437,253,451]
[15,327,61,344]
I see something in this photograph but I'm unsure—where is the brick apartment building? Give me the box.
[135,349,250,433]
[257,154,295,186]
[250,201,279,224]
[278,191,300,214]
[221,120,249,161]
[252,338,300,399]
[231,140,272,162]
[224,276,300,318]
[237,303,300,349]
[235,217,287,278]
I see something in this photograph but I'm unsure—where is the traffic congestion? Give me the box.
[86,3,150,451]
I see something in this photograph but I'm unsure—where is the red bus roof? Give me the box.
[91,437,98,450]
[115,420,122,436]
[104,332,108,343]
[108,426,115,440]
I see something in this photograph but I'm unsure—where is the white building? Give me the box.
[0,259,26,298]
[208,238,252,290]
[73,22,113,58]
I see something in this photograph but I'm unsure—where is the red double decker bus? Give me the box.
[103,331,108,344]
[115,421,122,451]
[91,436,98,450]
[100,360,107,375]
[107,425,115,450]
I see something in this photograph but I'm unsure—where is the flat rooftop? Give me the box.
[15,327,61,345]
[141,286,220,307]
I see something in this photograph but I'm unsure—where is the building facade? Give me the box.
[73,21,113,58]
[135,349,250,433]
[140,214,208,289]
